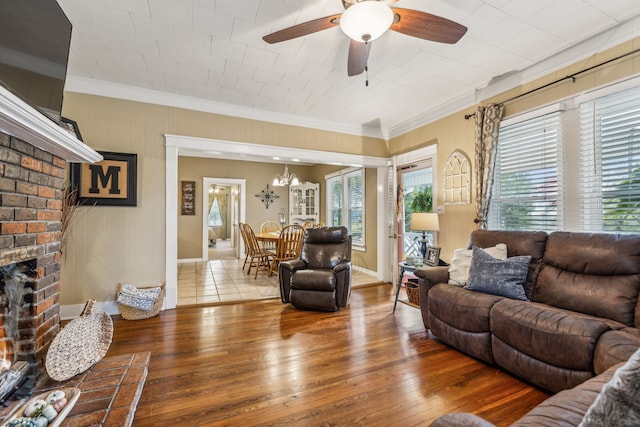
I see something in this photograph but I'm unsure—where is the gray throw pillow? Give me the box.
[465,246,530,301]
[579,348,640,426]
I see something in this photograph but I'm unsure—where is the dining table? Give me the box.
[254,231,280,243]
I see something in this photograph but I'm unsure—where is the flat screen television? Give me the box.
[0,0,72,125]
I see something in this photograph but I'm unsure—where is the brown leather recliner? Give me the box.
[279,226,352,311]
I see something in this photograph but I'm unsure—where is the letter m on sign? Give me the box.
[89,164,121,195]
[80,159,129,200]
[73,152,137,206]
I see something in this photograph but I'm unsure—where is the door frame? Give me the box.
[202,178,246,261]
[391,144,438,286]
[165,134,389,310]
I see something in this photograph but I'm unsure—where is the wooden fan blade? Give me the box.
[263,14,342,44]
[390,8,467,44]
[347,39,371,76]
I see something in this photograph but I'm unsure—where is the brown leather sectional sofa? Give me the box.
[414,230,640,426]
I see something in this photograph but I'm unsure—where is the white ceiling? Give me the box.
[58,0,640,139]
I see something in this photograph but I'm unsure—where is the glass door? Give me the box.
[397,159,433,263]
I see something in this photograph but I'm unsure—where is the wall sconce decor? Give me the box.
[255,184,279,209]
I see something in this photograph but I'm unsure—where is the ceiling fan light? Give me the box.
[340,1,393,42]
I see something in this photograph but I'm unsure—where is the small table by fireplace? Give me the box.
[0,352,150,427]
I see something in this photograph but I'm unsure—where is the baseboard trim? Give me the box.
[178,258,203,263]
[353,265,380,280]
[60,301,120,320]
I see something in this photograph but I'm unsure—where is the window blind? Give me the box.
[327,176,342,227]
[579,85,640,233]
[489,112,562,231]
[346,170,364,244]
[325,169,365,246]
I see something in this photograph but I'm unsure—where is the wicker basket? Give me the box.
[406,282,420,306]
[46,300,113,381]
[117,282,165,320]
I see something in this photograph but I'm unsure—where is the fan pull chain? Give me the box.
[364,40,369,87]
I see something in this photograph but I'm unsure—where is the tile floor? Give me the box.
[177,240,380,306]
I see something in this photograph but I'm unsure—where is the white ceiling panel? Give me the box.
[56,0,640,138]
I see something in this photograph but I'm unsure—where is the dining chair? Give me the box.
[267,224,304,277]
[243,223,272,278]
[238,222,250,271]
[260,221,281,250]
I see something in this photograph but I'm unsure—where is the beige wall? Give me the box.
[60,94,386,306]
[177,157,302,259]
[60,37,640,306]
[176,157,379,269]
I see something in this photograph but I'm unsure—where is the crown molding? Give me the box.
[65,76,386,140]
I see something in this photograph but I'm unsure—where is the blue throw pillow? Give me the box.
[465,246,531,300]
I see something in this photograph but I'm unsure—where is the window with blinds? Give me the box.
[327,176,343,227]
[579,86,640,233]
[326,168,365,246]
[346,171,364,243]
[489,112,562,231]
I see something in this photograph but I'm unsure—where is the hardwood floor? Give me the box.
[107,284,549,426]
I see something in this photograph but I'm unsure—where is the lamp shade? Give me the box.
[339,1,394,42]
[410,212,440,232]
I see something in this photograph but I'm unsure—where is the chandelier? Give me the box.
[273,165,299,187]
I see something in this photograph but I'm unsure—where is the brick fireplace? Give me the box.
[0,90,146,426]
[0,129,67,394]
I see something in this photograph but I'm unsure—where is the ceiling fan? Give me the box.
[262,0,467,77]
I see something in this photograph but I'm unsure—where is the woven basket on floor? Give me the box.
[46,300,113,381]
[406,282,420,306]
[116,282,165,320]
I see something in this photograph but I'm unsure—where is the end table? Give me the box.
[393,262,429,312]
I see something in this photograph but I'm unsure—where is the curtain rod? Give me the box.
[464,46,640,120]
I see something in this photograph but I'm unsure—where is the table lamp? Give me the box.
[410,212,440,259]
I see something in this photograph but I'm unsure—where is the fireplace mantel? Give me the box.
[0,85,102,163]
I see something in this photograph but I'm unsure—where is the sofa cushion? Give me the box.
[594,329,640,375]
[466,247,530,300]
[429,284,504,364]
[493,336,595,393]
[448,243,507,286]
[580,348,640,426]
[491,299,615,372]
[468,230,547,298]
[430,284,503,333]
[509,363,619,427]
[291,270,336,291]
[533,232,640,326]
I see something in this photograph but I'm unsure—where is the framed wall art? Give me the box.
[181,181,196,215]
[70,151,137,206]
